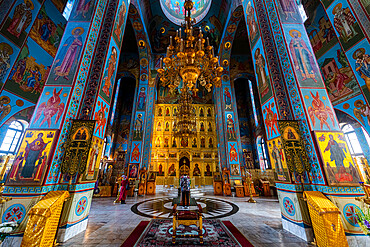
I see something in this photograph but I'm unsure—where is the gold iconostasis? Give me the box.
[150,104,218,186]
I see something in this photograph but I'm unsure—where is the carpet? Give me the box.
[121,219,254,247]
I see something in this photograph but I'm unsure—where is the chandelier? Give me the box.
[157,0,223,94]
[173,88,197,138]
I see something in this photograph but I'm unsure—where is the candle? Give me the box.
[179,28,181,39]
[199,39,201,50]
[180,39,184,52]
[212,47,214,57]
[170,36,173,46]
[160,58,163,68]
[207,37,210,46]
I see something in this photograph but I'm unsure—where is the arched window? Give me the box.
[342,124,370,157]
[256,136,270,170]
[0,121,25,155]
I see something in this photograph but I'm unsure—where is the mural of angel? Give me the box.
[95,104,107,137]
[254,48,269,92]
[353,99,370,126]
[113,3,126,43]
[33,88,65,127]
[0,96,11,123]
[307,92,335,130]
[264,103,278,138]
[6,0,33,38]
[73,0,93,19]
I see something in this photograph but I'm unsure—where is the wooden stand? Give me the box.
[244,181,257,197]
[213,181,223,195]
[222,168,231,196]
[138,168,147,196]
[260,179,271,196]
[235,186,244,197]
[146,172,157,195]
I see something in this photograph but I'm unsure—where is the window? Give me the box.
[342,124,365,156]
[62,0,76,20]
[248,80,258,126]
[256,136,270,171]
[0,121,25,155]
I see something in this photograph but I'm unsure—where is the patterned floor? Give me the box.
[59,193,313,247]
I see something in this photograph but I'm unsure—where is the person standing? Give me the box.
[180,175,190,208]
[118,175,129,204]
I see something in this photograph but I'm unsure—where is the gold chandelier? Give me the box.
[173,88,197,137]
[157,0,223,94]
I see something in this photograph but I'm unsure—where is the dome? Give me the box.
[160,0,212,26]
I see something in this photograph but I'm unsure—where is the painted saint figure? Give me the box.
[289,30,317,82]
[278,0,298,20]
[324,134,347,170]
[354,48,370,94]
[6,0,33,38]
[73,0,93,19]
[137,87,146,110]
[333,4,357,43]
[87,139,99,178]
[0,96,11,123]
[102,47,117,98]
[307,91,335,130]
[226,114,236,140]
[246,2,258,42]
[254,48,269,93]
[113,3,126,43]
[224,87,232,110]
[0,43,13,83]
[134,114,143,139]
[353,99,370,126]
[271,141,285,180]
[54,27,84,81]
[20,133,51,178]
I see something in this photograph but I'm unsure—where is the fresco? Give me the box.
[93,96,109,139]
[136,85,147,111]
[317,43,361,105]
[347,39,370,102]
[30,86,70,129]
[245,1,260,50]
[112,0,127,47]
[4,37,54,103]
[99,37,119,103]
[130,141,142,164]
[275,0,302,23]
[46,21,89,85]
[360,0,370,16]
[0,89,34,127]
[160,0,212,25]
[6,129,58,186]
[68,0,96,22]
[0,0,15,26]
[314,131,362,186]
[252,40,272,104]
[223,85,232,110]
[267,137,290,182]
[225,112,236,141]
[326,1,365,51]
[305,4,338,59]
[285,26,324,87]
[29,0,67,57]
[80,136,104,182]
[337,94,370,132]
[0,35,20,87]
[301,88,339,131]
[132,112,145,141]
[262,97,280,140]
[227,142,240,176]
[0,0,41,48]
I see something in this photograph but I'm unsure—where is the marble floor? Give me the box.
[60,190,313,247]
